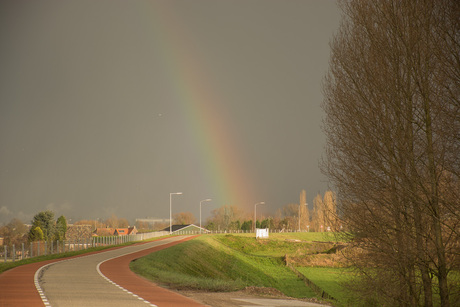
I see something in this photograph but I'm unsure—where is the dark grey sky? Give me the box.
[0,0,341,224]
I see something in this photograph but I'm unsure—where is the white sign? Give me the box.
[256,228,269,238]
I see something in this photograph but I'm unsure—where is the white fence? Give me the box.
[1,231,170,263]
[1,228,311,262]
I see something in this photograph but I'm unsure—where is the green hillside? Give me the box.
[130,234,341,299]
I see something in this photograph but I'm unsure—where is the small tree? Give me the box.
[30,210,55,241]
[55,216,67,241]
[28,226,44,242]
[260,218,272,229]
[241,220,252,231]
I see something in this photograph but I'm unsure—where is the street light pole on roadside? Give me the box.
[170,192,183,235]
[200,199,212,234]
[254,202,265,233]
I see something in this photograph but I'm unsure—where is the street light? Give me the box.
[299,203,308,232]
[254,202,265,233]
[200,199,212,234]
[170,192,183,235]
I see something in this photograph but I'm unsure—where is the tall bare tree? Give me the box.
[323,191,337,231]
[312,194,324,232]
[322,0,459,305]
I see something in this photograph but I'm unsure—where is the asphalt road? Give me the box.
[37,236,204,307]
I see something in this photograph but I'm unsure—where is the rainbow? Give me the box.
[142,2,259,208]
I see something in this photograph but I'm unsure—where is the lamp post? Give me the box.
[254,202,265,233]
[200,199,212,234]
[170,192,183,235]
[299,203,307,232]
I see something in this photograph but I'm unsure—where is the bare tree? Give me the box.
[105,214,120,228]
[173,212,196,225]
[206,205,244,230]
[312,194,324,232]
[322,0,459,305]
[281,203,298,230]
[323,191,337,231]
[0,218,28,246]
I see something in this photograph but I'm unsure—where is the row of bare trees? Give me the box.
[75,214,130,230]
[200,190,338,232]
[322,0,459,305]
[131,190,338,232]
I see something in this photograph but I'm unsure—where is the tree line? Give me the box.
[0,211,136,248]
[0,211,68,248]
[148,190,339,232]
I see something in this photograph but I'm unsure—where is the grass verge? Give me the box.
[296,267,355,306]
[130,235,317,298]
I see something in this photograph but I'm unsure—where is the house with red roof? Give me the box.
[114,226,137,236]
[93,226,137,237]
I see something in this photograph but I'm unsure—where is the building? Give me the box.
[93,226,137,237]
[114,226,138,236]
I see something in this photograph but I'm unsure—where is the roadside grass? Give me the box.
[268,232,343,242]
[130,235,317,298]
[214,233,337,258]
[0,236,168,274]
[296,267,355,306]
[220,232,342,243]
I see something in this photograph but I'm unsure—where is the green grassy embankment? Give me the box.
[131,235,315,298]
[296,267,354,304]
[130,233,345,300]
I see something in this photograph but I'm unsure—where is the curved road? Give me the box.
[38,236,203,307]
[0,236,205,307]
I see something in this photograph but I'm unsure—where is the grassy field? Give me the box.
[297,267,355,305]
[221,231,343,243]
[214,233,338,257]
[130,233,348,300]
